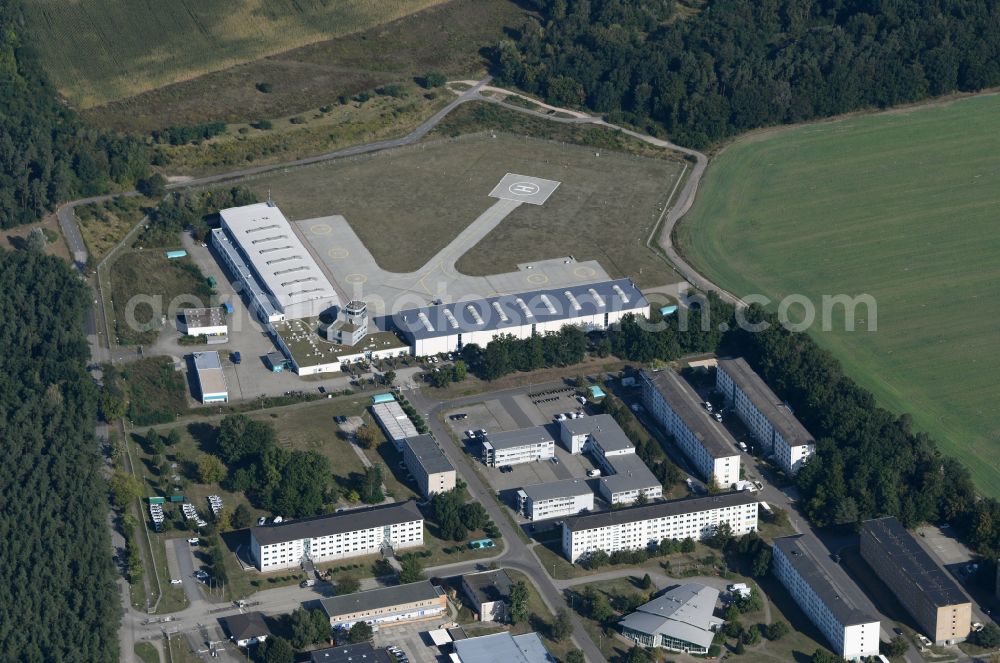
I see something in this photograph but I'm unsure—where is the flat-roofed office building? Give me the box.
[716,358,815,474]
[860,517,971,644]
[772,535,880,660]
[517,479,594,521]
[401,434,456,497]
[480,427,555,467]
[561,492,758,563]
[640,369,741,489]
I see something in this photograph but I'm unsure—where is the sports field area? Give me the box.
[676,93,1000,497]
[22,0,455,107]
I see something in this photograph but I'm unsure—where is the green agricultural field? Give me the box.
[22,0,454,107]
[676,93,1000,497]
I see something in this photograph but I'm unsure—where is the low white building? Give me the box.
[392,279,649,356]
[772,536,880,660]
[192,351,228,403]
[716,358,815,474]
[480,427,555,467]
[319,580,447,630]
[517,479,594,521]
[561,492,759,563]
[249,501,423,571]
[224,612,271,648]
[640,369,741,489]
[402,434,456,497]
[183,307,228,339]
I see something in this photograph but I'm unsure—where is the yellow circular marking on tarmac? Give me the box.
[526,273,549,285]
[345,273,367,284]
[327,248,349,259]
[574,266,597,278]
[309,223,333,235]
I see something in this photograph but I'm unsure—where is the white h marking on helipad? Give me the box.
[509,182,540,196]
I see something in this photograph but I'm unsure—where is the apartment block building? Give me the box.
[640,369,741,489]
[401,434,456,497]
[561,492,758,563]
[517,478,594,521]
[860,517,971,644]
[716,358,815,474]
[772,536,880,660]
[249,501,423,571]
[480,427,555,467]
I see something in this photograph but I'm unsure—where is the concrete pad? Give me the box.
[489,173,561,205]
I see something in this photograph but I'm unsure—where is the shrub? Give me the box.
[256,82,273,93]
[253,119,273,130]
[289,116,306,125]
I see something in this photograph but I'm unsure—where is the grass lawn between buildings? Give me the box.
[676,92,1000,498]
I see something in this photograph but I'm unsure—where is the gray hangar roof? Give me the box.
[392,279,648,341]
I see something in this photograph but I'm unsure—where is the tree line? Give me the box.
[600,298,1000,556]
[0,1,150,229]
[0,249,119,661]
[495,0,1000,147]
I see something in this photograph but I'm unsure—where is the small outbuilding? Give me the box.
[224,611,271,648]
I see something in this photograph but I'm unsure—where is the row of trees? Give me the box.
[431,483,495,541]
[728,305,1000,555]
[496,0,1000,147]
[141,186,257,246]
[459,326,589,381]
[0,1,151,228]
[0,250,119,660]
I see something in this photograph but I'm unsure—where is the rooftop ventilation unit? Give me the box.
[539,294,557,314]
[258,245,294,254]
[612,284,630,304]
[251,234,288,245]
[491,301,510,322]
[443,309,460,330]
[280,277,318,287]
[515,298,533,319]
[466,305,485,325]
[564,291,582,312]
[266,255,301,265]
[418,312,435,333]
[244,224,281,234]
[588,288,606,308]
[287,287,325,299]
[274,265,310,276]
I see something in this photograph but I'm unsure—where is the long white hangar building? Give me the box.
[213,202,340,323]
[392,279,649,356]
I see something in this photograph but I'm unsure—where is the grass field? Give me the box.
[675,93,1000,497]
[70,0,525,127]
[108,251,214,346]
[23,0,464,108]
[244,131,684,287]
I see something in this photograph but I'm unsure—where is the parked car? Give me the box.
[258,517,267,526]
[576,395,587,405]
[449,413,468,421]
[187,537,200,545]
[170,579,183,585]
[231,351,242,364]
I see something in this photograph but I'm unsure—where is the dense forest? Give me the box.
[0,249,118,661]
[0,1,149,229]
[496,0,1000,146]
[599,302,1000,557]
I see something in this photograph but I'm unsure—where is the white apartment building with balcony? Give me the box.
[716,358,815,474]
[561,492,758,563]
[249,501,423,571]
[640,369,741,489]
[772,536,880,660]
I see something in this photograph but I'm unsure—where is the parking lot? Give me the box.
[444,387,607,517]
[373,620,448,663]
